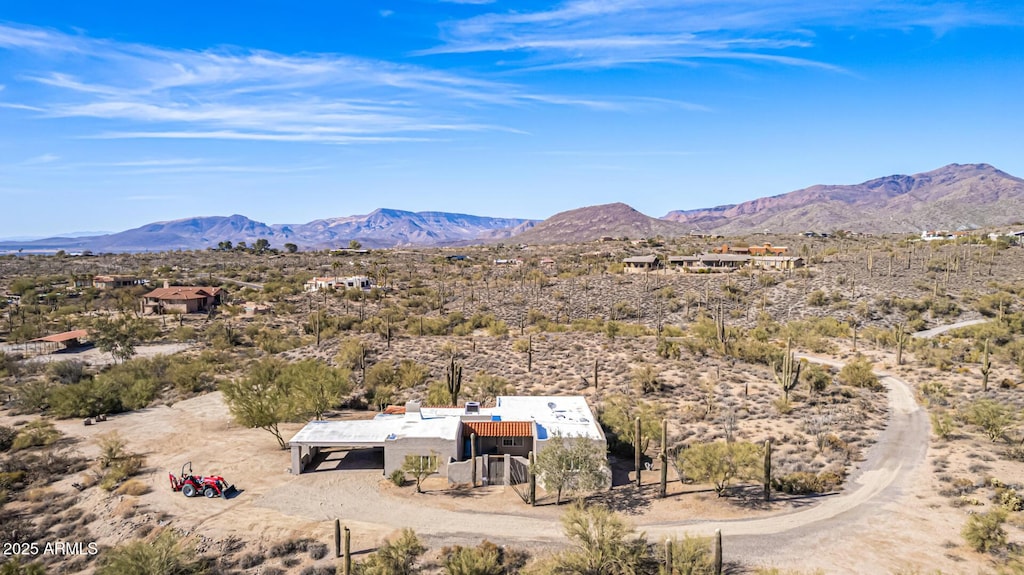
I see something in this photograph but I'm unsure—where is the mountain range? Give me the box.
[2,163,1021,252]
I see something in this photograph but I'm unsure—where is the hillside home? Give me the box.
[622,255,661,273]
[92,275,139,290]
[140,283,224,315]
[288,396,608,488]
[750,256,805,271]
[304,276,374,292]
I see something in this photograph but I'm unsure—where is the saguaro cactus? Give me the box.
[715,300,731,355]
[343,526,351,575]
[981,338,992,392]
[446,356,463,406]
[771,339,801,402]
[763,439,772,502]
[894,323,909,366]
[528,450,537,506]
[660,419,668,498]
[593,359,599,392]
[714,529,723,575]
[635,416,642,488]
[527,335,533,373]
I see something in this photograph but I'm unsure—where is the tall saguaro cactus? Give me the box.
[894,322,909,366]
[713,529,723,575]
[634,416,642,488]
[981,338,992,392]
[593,359,599,392]
[763,439,772,502]
[446,356,463,406]
[771,339,801,403]
[659,419,668,498]
[715,300,731,356]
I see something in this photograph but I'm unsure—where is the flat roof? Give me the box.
[31,329,88,343]
[288,395,603,447]
[289,414,460,447]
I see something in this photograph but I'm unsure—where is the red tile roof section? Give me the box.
[462,421,533,438]
[143,286,222,300]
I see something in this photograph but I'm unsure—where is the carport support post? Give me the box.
[343,526,351,575]
[634,416,642,488]
[334,519,341,558]
[470,433,478,487]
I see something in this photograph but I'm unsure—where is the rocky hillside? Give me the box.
[663,164,1024,234]
[510,202,690,244]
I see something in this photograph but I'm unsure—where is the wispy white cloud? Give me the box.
[438,0,497,4]
[380,9,395,18]
[424,0,1022,70]
[22,153,60,165]
[125,194,180,201]
[0,22,659,144]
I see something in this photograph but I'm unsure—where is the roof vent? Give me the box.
[465,401,480,414]
[404,401,422,419]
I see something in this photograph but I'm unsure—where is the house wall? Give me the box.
[383,436,459,476]
[475,437,533,459]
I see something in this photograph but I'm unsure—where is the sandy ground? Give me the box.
[5,339,985,574]
[19,342,194,367]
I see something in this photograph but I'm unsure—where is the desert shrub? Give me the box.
[396,360,429,389]
[47,360,88,385]
[962,510,1007,553]
[441,540,504,575]
[14,380,54,414]
[967,399,1014,442]
[838,355,879,389]
[666,535,714,575]
[487,320,509,338]
[599,395,665,455]
[389,469,407,487]
[806,290,827,306]
[307,542,329,561]
[801,363,832,393]
[97,433,144,491]
[0,425,16,452]
[543,502,649,575]
[0,471,27,490]
[466,373,513,405]
[0,556,46,575]
[97,529,205,575]
[114,479,150,496]
[355,528,425,575]
[239,553,265,568]
[997,488,1024,512]
[630,364,661,394]
[11,421,61,451]
[269,538,313,558]
[772,471,843,494]
[930,411,957,440]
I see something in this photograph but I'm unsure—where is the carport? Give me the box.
[287,420,393,475]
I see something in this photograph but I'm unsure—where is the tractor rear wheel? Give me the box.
[204,486,216,498]
[182,484,196,497]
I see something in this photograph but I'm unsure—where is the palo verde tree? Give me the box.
[677,440,761,497]
[531,434,609,505]
[401,453,440,494]
[92,315,145,364]
[280,359,353,420]
[221,358,295,448]
[598,394,665,456]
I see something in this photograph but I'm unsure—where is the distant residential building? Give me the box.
[92,275,139,290]
[713,243,788,256]
[622,255,661,272]
[141,283,224,315]
[304,276,374,292]
[493,258,523,266]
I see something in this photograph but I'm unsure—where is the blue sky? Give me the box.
[1,1,1023,236]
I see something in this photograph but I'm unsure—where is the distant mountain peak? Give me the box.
[663,163,1024,234]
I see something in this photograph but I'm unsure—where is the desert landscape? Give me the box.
[3,225,1024,574]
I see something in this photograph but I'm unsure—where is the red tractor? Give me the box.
[168,462,235,498]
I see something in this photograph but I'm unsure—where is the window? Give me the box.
[501,437,525,447]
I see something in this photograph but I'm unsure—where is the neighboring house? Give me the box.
[714,243,788,256]
[493,259,523,266]
[539,258,556,267]
[748,243,789,256]
[288,396,607,488]
[622,255,661,273]
[140,283,224,315]
[667,254,750,271]
[668,253,803,272]
[751,256,805,271]
[304,276,374,292]
[92,275,139,289]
